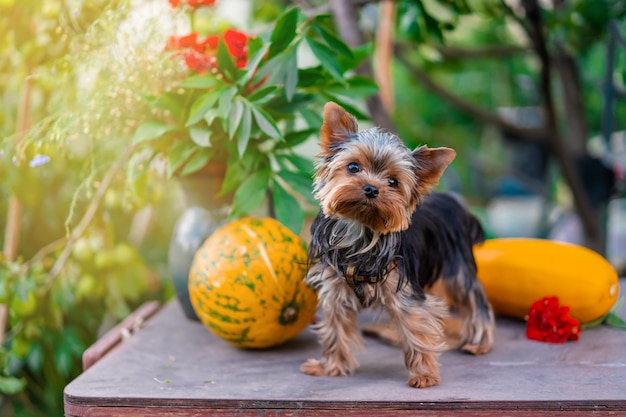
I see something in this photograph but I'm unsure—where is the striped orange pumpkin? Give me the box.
[188,217,317,348]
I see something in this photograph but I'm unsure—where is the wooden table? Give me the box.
[65,285,626,416]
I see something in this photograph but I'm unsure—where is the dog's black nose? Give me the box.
[363,184,379,199]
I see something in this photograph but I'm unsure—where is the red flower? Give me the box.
[167,33,202,52]
[224,29,249,68]
[183,51,215,73]
[200,35,220,52]
[169,0,216,8]
[166,29,252,74]
[526,297,581,343]
[187,0,216,7]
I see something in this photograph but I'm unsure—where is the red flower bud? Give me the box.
[200,35,220,52]
[169,0,216,8]
[167,33,201,52]
[525,297,581,343]
[166,28,253,74]
[186,0,216,7]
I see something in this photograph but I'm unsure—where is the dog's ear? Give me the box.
[320,102,358,153]
[412,146,456,192]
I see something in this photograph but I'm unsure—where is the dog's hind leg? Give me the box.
[437,267,495,355]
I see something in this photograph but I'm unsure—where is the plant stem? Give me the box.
[375,0,396,112]
[1,67,32,345]
[44,146,134,291]
[21,237,69,272]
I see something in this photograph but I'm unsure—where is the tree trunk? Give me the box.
[521,0,602,251]
[1,69,32,344]
[554,50,588,155]
[329,0,396,133]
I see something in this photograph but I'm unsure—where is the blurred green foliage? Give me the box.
[390,0,626,200]
[1,0,625,416]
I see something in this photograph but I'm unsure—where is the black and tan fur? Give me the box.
[300,102,495,388]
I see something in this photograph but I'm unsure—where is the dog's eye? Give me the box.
[347,162,360,174]
[388,178,398,188]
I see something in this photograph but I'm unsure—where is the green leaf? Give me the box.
[189,127,211,147]
[277,128,317,149]
[421,0,458,24]
[581,314,606,329]
[306,38,344,82]
[277,170,316,204]
[283,153,314,175]
[324,97,369,119]
[228,98,244,139]
[218,86,238,121]
[62,328,85,356]
[604,311,626,329]
[328,75,379,99]
[126,148,154,182]
[254,51,290,86]
[220,155,252,195]
[239,43,271,87]
[167,141,197,178]
[604,298,626,329]
[269,8,300,59]
[248,85,278,103]
[285,52,298,102]
[54,347,73,377]
[297,68,326,88]
[0,375,26,394]
[187,91,220,126]
[132,122,176,144]
[299,107,323,128]
[237,104,252,156]
[312,23,353,58]
[582,298,626,330]
[143,92,186,115]
[272,180,303,234]
[246,36,264,60]
[416,0,444,43]
[180,149,213,176]
[26,343,44,373]
[343,43,372,70]
[230,169,271,218]
[217,38,238,81]
[251,106,281,139]
[180,74,221,89]
[204,108,220,125]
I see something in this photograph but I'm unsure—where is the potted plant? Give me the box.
[131,1,378,232]
[125,1,379,318]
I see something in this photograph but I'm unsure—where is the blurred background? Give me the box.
[1,0,625,415]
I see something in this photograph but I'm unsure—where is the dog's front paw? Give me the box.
[300,358,351,376]
[407,374,440,388]
[460,342,492,355]
[300,358,326,376]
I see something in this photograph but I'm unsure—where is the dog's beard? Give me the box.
[309,215,401,279]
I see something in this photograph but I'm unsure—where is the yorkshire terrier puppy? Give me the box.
[300,102,495,388]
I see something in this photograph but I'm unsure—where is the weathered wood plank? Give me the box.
[63,403,626,417]
[65,279,626,416]
[82,301,161,371]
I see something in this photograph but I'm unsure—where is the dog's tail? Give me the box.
[467,213,485,246]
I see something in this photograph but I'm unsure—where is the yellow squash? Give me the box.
[474,238,619,323]
[188,217,317,348]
